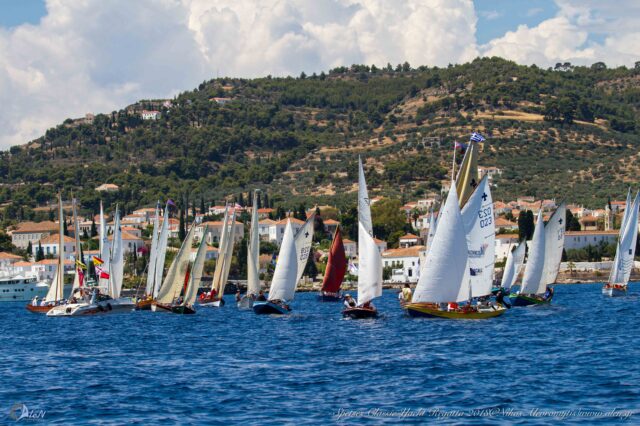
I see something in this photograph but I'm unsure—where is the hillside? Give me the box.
[1,57,640,221]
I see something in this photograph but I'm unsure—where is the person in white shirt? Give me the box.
[31,296,39,306]
[343,294,356,309]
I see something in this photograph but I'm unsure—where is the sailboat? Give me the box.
[200,207,236,307]
[499,241,526,293]
[153,223,203,313]
[253,219,298,315]
[343,157,382,319]
[456,138,480,208]
[425,209,438,255]
[26,193,66,313]
[239,192,261,309]
[405,183,505,319]
[137,203,170,310]
[318,227,347,301]
[172,227,208,314]
[509,202,566,307]
[48,205,135,316]
[603,190,639,296]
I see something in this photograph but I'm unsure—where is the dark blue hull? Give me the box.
[509,294,552,307]
[252,301,290,315]
[342,307,378,319]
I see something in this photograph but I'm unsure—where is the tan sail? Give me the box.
[455,142,479,208]
[44,193,65,302]
[156,223,196,304]
[184,226,208,306]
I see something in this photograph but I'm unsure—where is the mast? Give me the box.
[45,193,65,302]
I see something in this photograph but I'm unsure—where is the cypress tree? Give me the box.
[179,209,186,241]
[90,218,98,237]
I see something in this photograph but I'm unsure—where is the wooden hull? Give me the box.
[253,301,290,315]
[152,302,195,314]
[135,299,154,311]
[405,303,506,319]
[317,293,342,302]
[342,307,378,319]
[199,297,225,307]
[602,285,627,297]
[25,304,56,314]
[509,293,552,307]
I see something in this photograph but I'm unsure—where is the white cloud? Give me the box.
[481,1,640,68]
[0,0,479,149]
[479,10,501,20]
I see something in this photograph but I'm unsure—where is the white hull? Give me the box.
[199,300,223,307]
[602,286,627,297]
[47,298,134,316]
[0,278,49,302]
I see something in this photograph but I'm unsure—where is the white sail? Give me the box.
[501,241,526,290]
[520,210,546,295]
[98,202,111,292]
[425,209,438,255]
[619,188,632,235]
[294,213,315,284]
[609,192,639,285]
[268,220,298,301]
[70,198,82,293]
[211,206,229,292]
[145,204,160,295]
[153,204,170,298]
[219,209,237,295]
[460,175,495,297]
[413,184,470,304]
[156,223,196,304]
[358,156,373,236]
[184,226,208,306]
[247,192,261,295]
[109,208,124,299]
[44,194,65,302]
[540,202,566,291]
[356,221,382,305]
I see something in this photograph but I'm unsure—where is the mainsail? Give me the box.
[246,192,261,296]
[321,227,347,294]
[109,207,124,299]
[520,210,546,295]
[294,213,315,284]
[413,184,469,304]
[183,226,208,306]
[460,175,495,297]
[609,192,639,285]
[425,209,438,255]
[356,221,382,305]
[44,193,65,302]
[211,206,230,295]
[358,156,373,236]
[268,220,298,301]
[70,197,83,293]
[98,202,111,293]
[219,209,237,296]
[156,223,196,304]
[153,204,170,298]
[455,141,479,208]
[145,204,160,295]
[501,241,526,291]
[540,202,567,291]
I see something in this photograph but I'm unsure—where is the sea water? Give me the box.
[0,284,638,424]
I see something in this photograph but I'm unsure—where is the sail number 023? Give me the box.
[478,207,493,228]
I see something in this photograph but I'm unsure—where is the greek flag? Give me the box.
[470,132,485,143]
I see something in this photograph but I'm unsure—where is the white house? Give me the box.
[495,234,519,262]
[36,259,74,281]
[190,245,219,262]
[10,221,59,249]
[263,218,305,245]
[141,110,161,120]
[564,230,619,251]
[382,246,424,283]
[399,233,421,248]
[33,234,76,260]
[0,252,22,269]
[373,237,387,255]
[343,238,357,259]
[195,221,244,244]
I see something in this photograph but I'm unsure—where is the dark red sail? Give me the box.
[321,227,347,293]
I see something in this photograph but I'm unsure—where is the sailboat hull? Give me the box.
[253,301,290,315]
[342,307,378,319]
[317,293,342,302]
[171,305,196,314]
[47,298,135,316]
[405,302,506,319]
[509,293,552,307]
[135,299,154,311]
[25,304,58,314]
[602,285,627,297]
[199,297,225,307]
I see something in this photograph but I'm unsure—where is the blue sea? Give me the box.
[1,284,638,425]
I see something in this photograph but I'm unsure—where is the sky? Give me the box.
[0,0,638,149]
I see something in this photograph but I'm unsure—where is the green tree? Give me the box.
[179,209,186,241]
[371,198,406,242]
[518,210,535,241]
[565,209,581,231]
